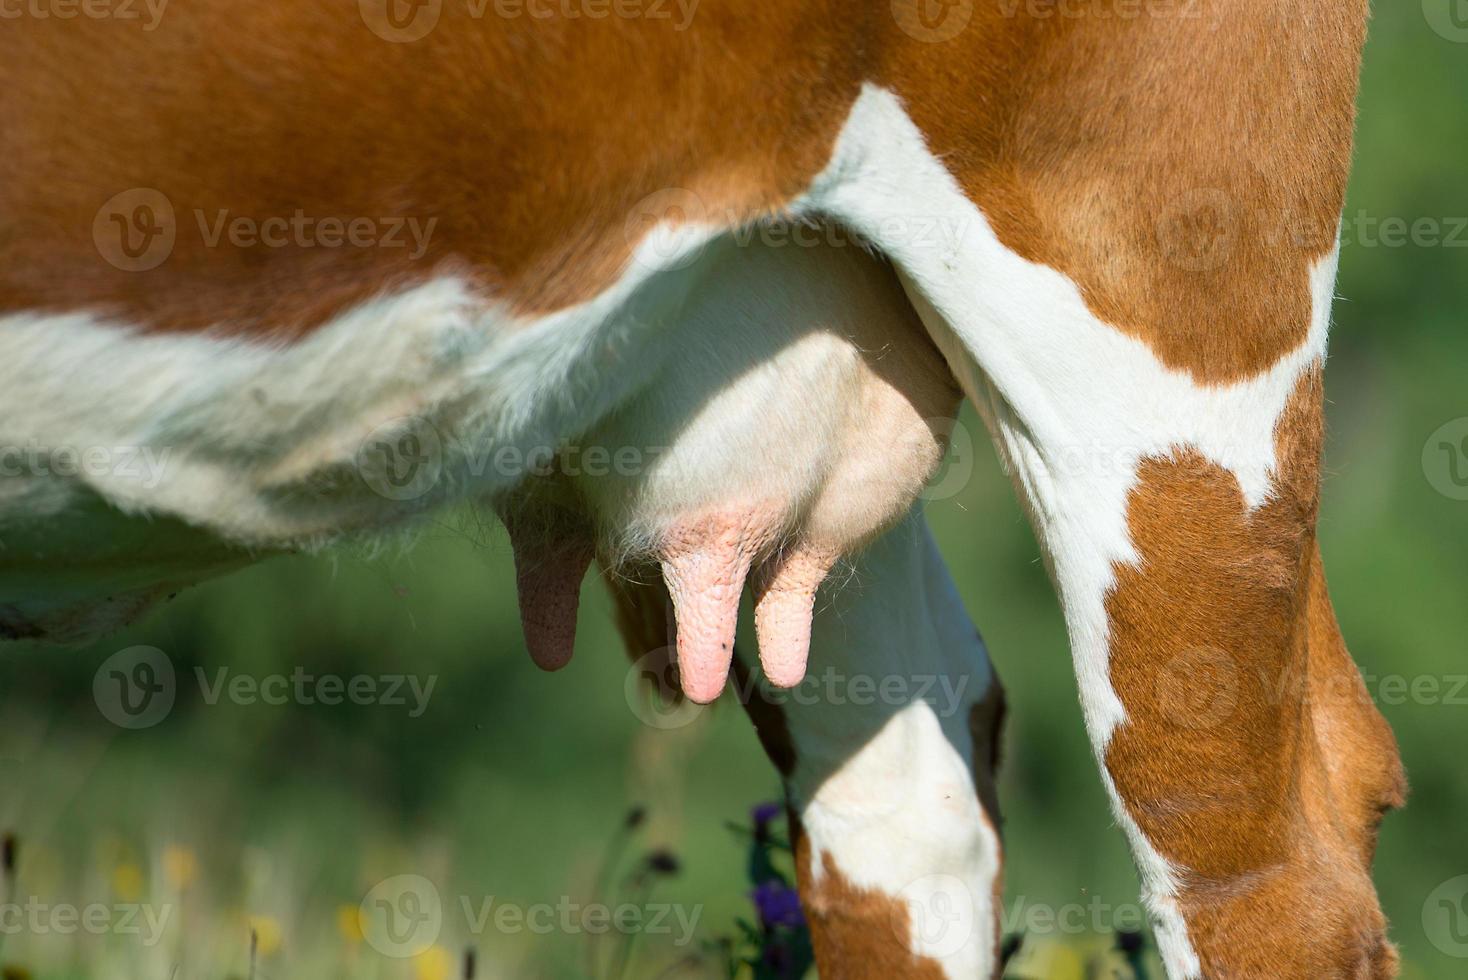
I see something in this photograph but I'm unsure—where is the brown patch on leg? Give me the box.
[793,827,949,980]
[1303,546,1408,864]
[1104,369,1398,977]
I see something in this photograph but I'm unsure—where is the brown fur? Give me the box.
[1103,370,1404,977]
[794,827,951,980]
[3,3,1367,382]
[878,0,1367,382]
[0,1,871,333]
[5,2,1392,973]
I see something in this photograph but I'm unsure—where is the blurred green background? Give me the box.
[2,4,1464,978]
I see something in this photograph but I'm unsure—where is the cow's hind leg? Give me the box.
[920,249,1405,977]
[609,510,1006,979]
[755,511,1005,980]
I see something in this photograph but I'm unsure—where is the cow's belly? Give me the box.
[0,233,951,645]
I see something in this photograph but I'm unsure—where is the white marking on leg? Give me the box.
[800,83,1342,979]
[788,513,1000,978]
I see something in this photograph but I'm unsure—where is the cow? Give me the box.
[0,1,1405,977]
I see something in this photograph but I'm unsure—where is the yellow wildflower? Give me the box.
[111,863,143,902]
[336,903,364,944]
[248,915,283,956]
[413,944,454,980]
[162,845,198,891]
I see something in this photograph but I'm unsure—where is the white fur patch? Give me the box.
[0,75,1340,980]
[791,512,1000,978]
[0,227,721,549]
[796,83,1341,979]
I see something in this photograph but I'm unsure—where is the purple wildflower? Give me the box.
[750,801,782,837]
[750,880,804,930]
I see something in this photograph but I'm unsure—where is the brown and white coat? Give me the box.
[0,1,1404,976]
